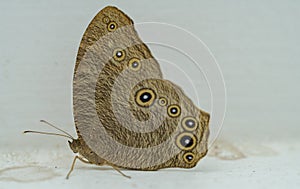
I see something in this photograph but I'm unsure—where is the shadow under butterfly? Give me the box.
[24,6,210,179]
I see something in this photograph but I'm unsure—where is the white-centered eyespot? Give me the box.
[183,152,195,164]
[113,48,126,61]
[176,132,197,151]
[182,117,198,131]
[128,58,141,71]
[135,88,156,107]
[167,104,181,118]
[107,21,117,32]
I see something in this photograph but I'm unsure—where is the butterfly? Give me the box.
[25,6,210,179]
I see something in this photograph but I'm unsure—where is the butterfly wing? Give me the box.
[73,6,209,170]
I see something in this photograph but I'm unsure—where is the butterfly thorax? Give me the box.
[68,138,105,165]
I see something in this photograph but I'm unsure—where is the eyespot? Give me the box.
[128,58,141,71]
[167,104,181,118]
[135,88,156,107]
[182,117,198,131]
[107,21,117,32]
[102,16,110,24]
[176,132,197,151]
[158,97,168,106]
[113,49,126,61]
[183,152,195,164]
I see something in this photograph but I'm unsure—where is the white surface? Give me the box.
[0,139,299,188]
[1,0,300,188]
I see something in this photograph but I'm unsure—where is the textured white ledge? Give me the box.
[0,139,299,189]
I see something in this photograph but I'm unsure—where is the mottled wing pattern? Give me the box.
[73,6,210,170]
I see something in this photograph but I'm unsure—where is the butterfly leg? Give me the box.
[66,155,90,179]
[66,156,131,179]
[108,164,131,179]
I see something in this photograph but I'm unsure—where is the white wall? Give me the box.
[1,0,299,149]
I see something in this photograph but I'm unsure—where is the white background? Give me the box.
[0,0,299,188]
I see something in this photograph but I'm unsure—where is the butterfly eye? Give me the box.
[158,97,168,106]
[113,49,126,61]
[176,132,197,151]
[135,88,156,107]
[107,21,117,32]
[182,117,198,131]
[183,152,195,164]
[167,104,181,118]
[128,58,141,71]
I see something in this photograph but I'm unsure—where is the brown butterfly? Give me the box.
[25,6,210,179]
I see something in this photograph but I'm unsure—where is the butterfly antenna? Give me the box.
[23,130,73,140]
[40,120,74,139]
[23,120,74,140]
